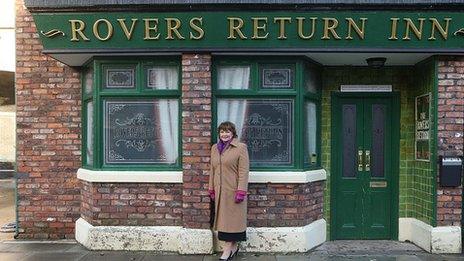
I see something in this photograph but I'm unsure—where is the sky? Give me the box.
[0,0,15,72]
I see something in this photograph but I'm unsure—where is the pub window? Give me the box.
[213,57,321,170]
[82,58,181,170]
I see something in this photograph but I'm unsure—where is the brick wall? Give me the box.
[81,181,183,226]
[248,181,324,227]
[16,0,81,239]
[181,54,212,229]
[437,56,464,226]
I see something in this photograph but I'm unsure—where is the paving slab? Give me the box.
[0,252,31,261]
[22,252,88,261]
[0,241,78,252]
[79,251,146,261]
[141,254,204,261]
[0,240,462,261]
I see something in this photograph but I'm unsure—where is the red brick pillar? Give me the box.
[437,56,464,226]
[16,1,81,239]
[181,54,212,229]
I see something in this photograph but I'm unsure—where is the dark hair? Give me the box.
[217,121,238,138]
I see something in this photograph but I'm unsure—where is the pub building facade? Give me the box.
[16,0,464,254]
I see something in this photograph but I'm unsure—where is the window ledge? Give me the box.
[249,169,326,183]
[77,168,327,184]
[77,168,183,183]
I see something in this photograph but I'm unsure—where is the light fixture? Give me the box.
[366,57,387,68]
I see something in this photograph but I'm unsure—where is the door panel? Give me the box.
[333,96,393,240]
[335,99,364,238]
[364,98,392,239]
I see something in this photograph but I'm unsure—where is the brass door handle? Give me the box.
[358,149,364,171]
[365,150,371,171]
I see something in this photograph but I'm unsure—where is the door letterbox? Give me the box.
[439,157,462,187]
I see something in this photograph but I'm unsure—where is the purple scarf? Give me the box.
[217,138,233,155]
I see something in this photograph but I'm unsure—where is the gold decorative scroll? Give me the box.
[454,28,464,36]
[40,29,65,38]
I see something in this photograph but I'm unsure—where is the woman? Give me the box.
[208,121,249,260]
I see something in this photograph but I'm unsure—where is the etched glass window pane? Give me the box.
[104,66,136,89]
[304,101,317,165]
[372,104,385,178]
[104,99,178,165]
[217,66,250,90]
[84,67,93,95]
[342,104,357,178]
[260,65,294,89]
[304,63,320,93]
[86,101,94,166]
[218,99,293,167]
[146,66,178,90]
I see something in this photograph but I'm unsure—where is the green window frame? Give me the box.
[82,57,182,171]
[212,56,322,171]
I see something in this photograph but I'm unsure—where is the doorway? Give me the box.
[331,93,400,240]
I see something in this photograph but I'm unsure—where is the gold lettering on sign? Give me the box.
[297,17,317,39]
[93,19,113,41]
[345,18,367,40]
[252,17,269,39]
[143,18,160,40]
[165,18,185,40]
[429,18,451,40]
[189,17,204,40]
[227,17,247,39]
[274,17,292,39]
[69,19,90,41]
[403,18,425,40]
[322,18,341,40]
[389,18,399,40]
[117,18,138,40]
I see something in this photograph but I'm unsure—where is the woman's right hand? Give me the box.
[208,189,215,200]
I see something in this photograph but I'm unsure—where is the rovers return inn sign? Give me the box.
[34,12,464,52]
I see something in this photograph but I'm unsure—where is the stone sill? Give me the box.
[77,168,327,184]
[77,168,183,183]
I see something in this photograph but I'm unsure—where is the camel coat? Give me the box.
[208,139,249,233]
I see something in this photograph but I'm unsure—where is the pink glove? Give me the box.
[208,189,215,200]
[235,190,247,203]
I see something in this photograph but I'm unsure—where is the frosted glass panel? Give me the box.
[304,102,317,165]
[146,66,178,90]
[217,66,250,90]
[218,99,293,167]
[104,99,178,164]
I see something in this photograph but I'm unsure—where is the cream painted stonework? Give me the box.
[77,218,326,253]
[75,218,213,253]
[399,218,461,254]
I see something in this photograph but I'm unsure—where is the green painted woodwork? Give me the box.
[212,57,321,171]
[34,12,464,51]
[81,57,183,170]
[332,94,398,239]
[322,66,437,239]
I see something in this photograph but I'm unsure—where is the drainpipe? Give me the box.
[13,169,19,239]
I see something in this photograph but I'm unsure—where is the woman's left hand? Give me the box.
[234,190,247,203]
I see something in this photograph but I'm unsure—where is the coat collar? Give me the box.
[230,138,239,147]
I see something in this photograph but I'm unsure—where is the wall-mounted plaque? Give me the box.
[415,93,431,161]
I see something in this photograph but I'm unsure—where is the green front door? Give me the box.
[332,94,398,239]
